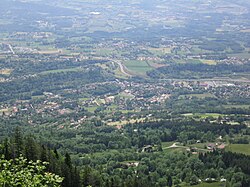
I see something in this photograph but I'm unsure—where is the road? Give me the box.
[113,60,132,77]
[164,142,209,152]
[8,44,15,55]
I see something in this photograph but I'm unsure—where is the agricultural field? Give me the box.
[228,52,250,59]
[40,67,81,75]
[147,47,172,56]
[223,105,250,109]
[226,144,250,155]
[0,69,12,75]
[182,113,222,118]
[187,182,225,187]
[94,48,115,56]
[178,93,216,99]
[161,141,175,149]
[200,59,217,65]
[85,106,98,113]
[124,60,153,75]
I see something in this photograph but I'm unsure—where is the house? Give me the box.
[207,143,216,150]
[142,145,154,152]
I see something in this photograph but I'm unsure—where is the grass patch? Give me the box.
[124,60,152,75]
[40,67,80,75]
[95,48,115,56]
[186,59,202,64]
[118,92,134,99]
[226,144,250,155]
[200,59,217,65]
[187,182,224,187]
[32,95,44,100]
[148,47,171,56]
[162,141,175,148]
[38,49,61,54]
[223,105,250,109]
[0,108,10,113]
[0,69,13,75]
[85,106,98,113]
[114,67,129,79]
[189,143,208,149]
[228,52,250,59]
[182,113,222,118]
[240,29,250,33]
[179,93,215,99]
[163,147,186,153]
[79,98,90,102]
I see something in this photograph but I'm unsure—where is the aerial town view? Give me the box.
[0,0,250,186]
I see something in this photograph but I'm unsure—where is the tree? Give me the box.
[167,176,173,187]
[190,175,199,185]
[0,156,63,187]
[11,127,24,158]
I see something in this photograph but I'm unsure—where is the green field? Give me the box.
[226,144,250,155]
[95,48,115,56]
[32,95,44,100]
[85,106,98,113]
[186,182,224,187]
[163,147,187,153]
[189,143,209,149]
[162,141,175,148]
[40,67,81,75]
[228,52,250,59]
[223,104,250,109]
[182,113,222,118]
[179,93,216,99]
[0,69,13,75]
[200,59,217,65]
[118,92,134,99]
[124,60,153,75]
[148,47,171,56]
[0,108,10,113]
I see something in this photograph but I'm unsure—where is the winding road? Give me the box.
[113,60,132,77]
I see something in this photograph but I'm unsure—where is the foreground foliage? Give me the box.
[0,156,63,187]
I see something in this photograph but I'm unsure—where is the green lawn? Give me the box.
[182,113,222,118]
[124,60,152,75]
[186,182,224,187]
[226,144,250,155]
[85,106,98,113]
[163,147,187,153]
[0,108,10,113]
[40,67,80,75]
[200,59,217,65]
[179,93,216,99]
[32,95,44,100]
[189,143,208,149]
[223,104,250,109]
[118,92,134,99]
[95,48,114,56]
[228,52,250,59]
[147,47,171,56]
[162,141,175,149]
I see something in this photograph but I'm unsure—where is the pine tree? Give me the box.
[3,138,11,160]
[12,127,24,158]
[167,176,173,187]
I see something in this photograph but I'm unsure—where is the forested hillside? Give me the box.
[0,0,250,186]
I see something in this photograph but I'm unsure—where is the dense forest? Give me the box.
[0,0,250,186]
[0,128,80,187]
[1,119,250,187]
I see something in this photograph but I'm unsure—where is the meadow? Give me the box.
[124,60,152,75]
[226,144,250,155]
